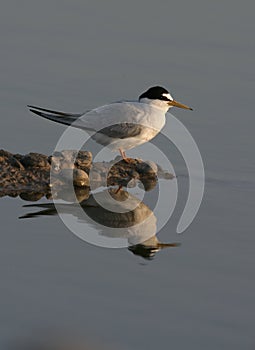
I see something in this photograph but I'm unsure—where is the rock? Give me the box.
[50,150,92,172]
[19,153,50,169]
[50,155,62,172]
[144,160,158,173]
[60,150,78,162]
[0,150,25,170]
[0,149,175,199]
[75,150,93,169]
[136,161,157,175]
[52,150,77,170]
[163,172,175,180]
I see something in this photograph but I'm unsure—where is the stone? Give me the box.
[20,153,50,169]
[75,150,93,168]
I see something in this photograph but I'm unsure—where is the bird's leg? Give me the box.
[119,148,129,162]
[119,148,126,159]
[119,148,134,163]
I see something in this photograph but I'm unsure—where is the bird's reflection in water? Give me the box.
[128,237,179,260]
[20,185,179,260]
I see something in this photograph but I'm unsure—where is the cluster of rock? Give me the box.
[0,149,174,201]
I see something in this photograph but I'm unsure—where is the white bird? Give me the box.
[28,86,192,160]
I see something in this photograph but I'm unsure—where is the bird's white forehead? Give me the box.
[162,93,173,101]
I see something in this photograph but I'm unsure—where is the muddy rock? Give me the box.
[0,149,174,200]
[19,152,50,169]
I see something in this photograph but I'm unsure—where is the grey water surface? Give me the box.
[0,1,255,349]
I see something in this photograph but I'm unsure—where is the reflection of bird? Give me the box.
[28,86,192,160]
[20,188,179,259]
[128,236,180,260]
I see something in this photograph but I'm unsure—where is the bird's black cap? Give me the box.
[139,86,170,101]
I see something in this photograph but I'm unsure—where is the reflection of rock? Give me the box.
[19,192,44,202]
[51,187,90,203]
[58,169,90,187]
[0,149,174,198]
[20,188,179,259]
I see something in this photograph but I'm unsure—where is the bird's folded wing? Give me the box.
[98,123,143,139]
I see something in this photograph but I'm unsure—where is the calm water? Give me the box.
[0,1,255,349]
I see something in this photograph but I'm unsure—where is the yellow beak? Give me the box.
[168,100,193,110]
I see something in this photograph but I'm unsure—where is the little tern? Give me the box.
[28,86,192,160]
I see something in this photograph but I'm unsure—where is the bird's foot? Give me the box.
[122,157,134,164]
